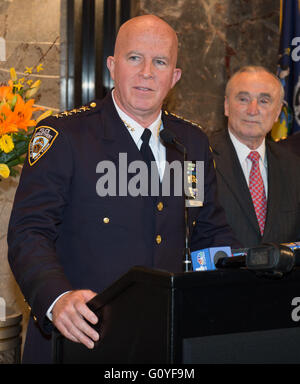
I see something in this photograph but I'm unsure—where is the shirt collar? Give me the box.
[228,129,266,166]
[111,90,162,145]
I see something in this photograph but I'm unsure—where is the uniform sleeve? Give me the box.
[190,135,241,250]
[7,119,74,333]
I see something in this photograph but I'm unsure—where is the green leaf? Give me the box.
[10,95,17,109]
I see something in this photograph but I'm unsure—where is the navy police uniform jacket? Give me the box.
[8,92,238,363]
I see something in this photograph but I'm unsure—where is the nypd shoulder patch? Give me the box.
[29,125,59,166]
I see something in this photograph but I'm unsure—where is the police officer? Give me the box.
[8,15,238,363]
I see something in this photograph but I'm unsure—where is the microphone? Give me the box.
[160,128,191,272]
[192,242,300,276]
[191,246,232,271]
[245,243,297,275]
[216,242,300,277]
[214,248,249,269]
[160,128,186,155]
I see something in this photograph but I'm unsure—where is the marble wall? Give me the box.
[0,0,280,360]
[0,0,61,353]
[136,0,280,134]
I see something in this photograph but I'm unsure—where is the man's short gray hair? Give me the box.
[225,65,284,102]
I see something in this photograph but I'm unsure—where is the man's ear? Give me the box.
[106,56,115,80]
[275,102,283,122]
[171,68,182,88]
[224,96,229,117]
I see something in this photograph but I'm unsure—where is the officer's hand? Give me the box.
[52,289,99,349]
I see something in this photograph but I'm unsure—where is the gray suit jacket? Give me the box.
[209,129,300,247]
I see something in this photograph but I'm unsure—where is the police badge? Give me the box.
[184,160,204,207]
[29,126,58,166]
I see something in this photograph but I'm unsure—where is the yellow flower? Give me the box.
[26,79,33,86]
[10,67,17,82]
[0,164,10,179]
[13,82,23,92]
[24,80,41,99]
[36,63,44,72]
[24,66,33,74]
[30,79,41,89]
[0,134,14,153]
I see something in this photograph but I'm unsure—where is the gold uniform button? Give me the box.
[157,201,164,211]
[156,235,162,244]
[90,102,96,108]
[103,217,110,224]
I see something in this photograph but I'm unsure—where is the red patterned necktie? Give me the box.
[247,151,267,235]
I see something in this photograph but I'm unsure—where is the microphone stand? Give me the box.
[182,146,192,272]
[184,203,192,272]
[160,129,192,272]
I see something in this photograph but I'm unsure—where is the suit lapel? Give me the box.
[262,142,282,240]
[211,130,260,234]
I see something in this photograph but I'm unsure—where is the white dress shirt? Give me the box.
[228,130,268,197]
[111,90,166,181]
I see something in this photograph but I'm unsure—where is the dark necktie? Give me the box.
[247,151,267,235]
[140,128,156,169]
[140,128,160,196]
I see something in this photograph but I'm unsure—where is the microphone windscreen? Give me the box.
[213,251,228,265]
[160,128,176,144]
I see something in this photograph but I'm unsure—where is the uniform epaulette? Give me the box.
[164,110,203,129]
[53,101,98,118]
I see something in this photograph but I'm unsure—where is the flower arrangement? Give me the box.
[0,65,52,179]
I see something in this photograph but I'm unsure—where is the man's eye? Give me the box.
[128,56,140,62]
[155,59,167,66]
[238,96,249,103]
[259,98,270,104]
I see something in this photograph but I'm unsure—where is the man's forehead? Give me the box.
[230,73,280,96]
[234,72,278,87]
[235,90,273,98]
[117,31,177,61]
[121,29,174,47]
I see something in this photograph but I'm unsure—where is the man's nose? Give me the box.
[140,60,154,79]
[247,99,259,115]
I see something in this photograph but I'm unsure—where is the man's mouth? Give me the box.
[134,86,153,92]
[243,120,260,124]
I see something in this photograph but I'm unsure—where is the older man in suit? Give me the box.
[8,15,237,363]
[209,66,300,248]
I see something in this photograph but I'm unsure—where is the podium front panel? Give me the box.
[53,266,300,363]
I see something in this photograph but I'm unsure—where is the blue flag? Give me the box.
[272,0,300,139]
